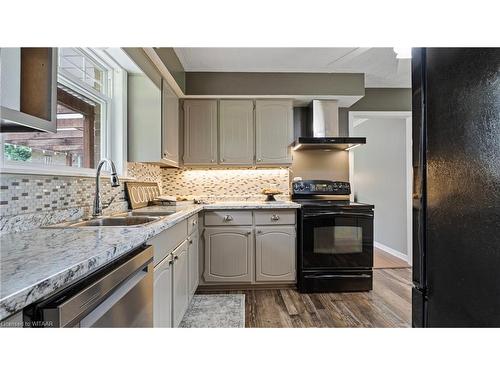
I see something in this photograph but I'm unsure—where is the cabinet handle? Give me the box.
[169,260,174,265]
[211,159,215,163]
[257,158,262,162]
[223,214,233,222]
[257,230,262,234]
[221,158,225,162]
[189,239,193,244]
[174,255,179,260]
[271,214,280,221]
[192,220,197,226]
[246,231,252,235]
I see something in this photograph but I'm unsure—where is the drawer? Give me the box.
[254,210,296,225]
[188,214,199,235]
[204,210,253,226]
[149,219,188,265]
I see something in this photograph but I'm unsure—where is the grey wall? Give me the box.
[339,88,412,135]
[185,72,364,96]
[351,117,409,256]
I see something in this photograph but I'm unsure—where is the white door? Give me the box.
[172,241,189,327]
[255,226,296,282]
[204,227,253,283]
[153,254,173,327]
[183,100,218,165]
[255,100,293,164]
[188,232,199,300]
[162,80,179,166]
[219,100,254,165]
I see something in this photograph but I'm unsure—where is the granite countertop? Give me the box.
[0,201,300,320]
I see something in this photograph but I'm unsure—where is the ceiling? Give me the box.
[174,47,411,88]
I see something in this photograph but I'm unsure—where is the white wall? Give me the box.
[351,117,409,258]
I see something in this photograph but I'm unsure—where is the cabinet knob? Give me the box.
[169,260,173,265]
[246,231,252,235]
[221,158,225,162]
[192,220,197,226]
[174,255,179,260]
[223,214,233,222]
[189,239,193,244]
[271,214,280,221]
[257,158,262,162]
[257,230,262,234]
[211,159,215,163]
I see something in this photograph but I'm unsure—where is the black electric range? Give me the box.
[292,180,374,293]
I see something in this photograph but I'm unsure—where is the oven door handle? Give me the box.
[303,211,373,218]
[304,274,372,279]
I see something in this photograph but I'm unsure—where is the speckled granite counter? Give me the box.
[0,201,299,320]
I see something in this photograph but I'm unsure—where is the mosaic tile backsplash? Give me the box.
[127,162,162,184]
[160,167,290,199]
[0,174,127,233]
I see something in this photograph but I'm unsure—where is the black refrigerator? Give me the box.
[412,48,500,327]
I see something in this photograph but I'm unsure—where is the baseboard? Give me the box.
[374,241,409,263]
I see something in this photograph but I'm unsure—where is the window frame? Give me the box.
[0,48,127,178]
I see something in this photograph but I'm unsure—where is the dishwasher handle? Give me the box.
[47,246,153,327]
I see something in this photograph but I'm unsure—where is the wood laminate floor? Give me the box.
[197,268,412,328]
[374,247,411,269]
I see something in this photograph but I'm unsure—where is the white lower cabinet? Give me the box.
[255,226,296,282]
[172,240,189,327]
[188,232,199,300]
[153,254,173,328]
[204,227,253,283]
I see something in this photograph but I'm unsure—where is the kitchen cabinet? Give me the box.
[204,227,254,283]
[128,74,162,162]
[1,48,58,133]
[255,100,293,164]
[188,231,199,300]
[172,240,189,327]
[255,226,296,282]
[153,254,173,328]
[183,100,218,165]
[161,79,179,167]
[219,100,254,165]
[128,77,179,166]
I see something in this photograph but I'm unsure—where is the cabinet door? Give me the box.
[255,226,296,282]
[183,100,217,165]
[204,227,253,283]
[219,100,254,165]
[255,100,293,164]
[128,74,162,162]
[188,231,199,300]
[172,241,189,327]
[161,80,179,166]
[153,254,173,328]
[1,48,57,132]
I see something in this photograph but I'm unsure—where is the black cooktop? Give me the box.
[292,198,374,209]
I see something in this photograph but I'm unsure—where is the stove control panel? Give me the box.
[292,180,351,195]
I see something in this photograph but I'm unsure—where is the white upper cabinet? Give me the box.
[161,80,179,167]
[128,74,162,162]
[128,77,180,165]
[219,100,254,165]
[183,100,218,165]
[255,100,293,164]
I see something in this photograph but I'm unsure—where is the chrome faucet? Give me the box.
[92,158,120,218]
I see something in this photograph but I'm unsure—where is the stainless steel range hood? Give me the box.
[293,100,366,150]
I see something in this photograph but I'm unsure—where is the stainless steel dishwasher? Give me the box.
[26,246,153,328]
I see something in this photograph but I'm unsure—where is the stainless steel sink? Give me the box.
[44,215,161,228]
[126,211,176,217]
[71,216,159,227]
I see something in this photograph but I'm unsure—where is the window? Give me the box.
[1,48,117,173]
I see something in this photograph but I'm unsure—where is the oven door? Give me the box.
[301,209,373,269]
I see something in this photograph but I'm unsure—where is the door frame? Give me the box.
[348,111,412,265]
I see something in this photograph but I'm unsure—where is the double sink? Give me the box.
[45,210,177,228]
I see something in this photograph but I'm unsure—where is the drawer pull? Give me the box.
[271,214,280,221]
[223,214,234,222]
